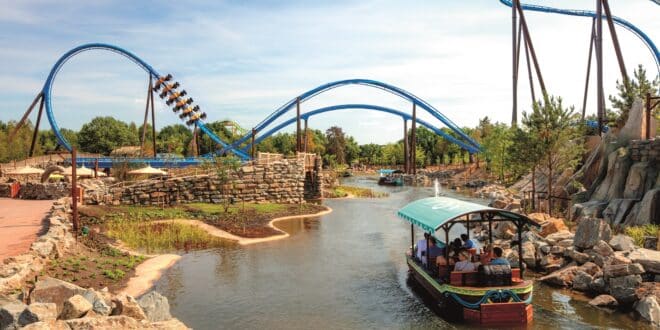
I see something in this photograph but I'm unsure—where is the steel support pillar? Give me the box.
[602,0,628,84]
[516,1,547,97]
[9,93,42,142]
[251,128,256,159]
[28,97,45,157]
[71,148,79,234]
[512,0,518,126]
[582,19,596,121]
[403,119,409,173]
[411,103,417,175]
[596,0,604,136]
[150,79,157,158]
[303,119,308,153]
[296,97,301,153]
[140,76,152,157]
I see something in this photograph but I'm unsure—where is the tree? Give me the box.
[359,143,383,165]
[522,96,584,214]
[609,64,660,125]
[78,117,139,154]
[157,124,192,156]
[481,123,512,181]
[325,126,347,165]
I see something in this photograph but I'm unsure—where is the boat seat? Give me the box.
[450,271,479,287]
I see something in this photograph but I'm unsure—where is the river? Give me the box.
[153,176,651,329]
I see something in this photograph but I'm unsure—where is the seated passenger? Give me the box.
[427,237,445,261]
[454,250,476,272]
[460,234,480,254]
[480,244,494,265]
[489,247,510,266]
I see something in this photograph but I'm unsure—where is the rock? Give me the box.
[609,274,643,304]
[609,235,635,252]
[494,221,516,239]
[592,147,632,202]
[539,266,578,287]
[545,230,574,246]
[137,291,171,322]
[21,320,70,330]
[150,318,190,329]
[556,239,574,248]
[589,294,619,308]
[550,246,565,255]
[624,162,655,199]
[540,245,552,255]
[590,278,607,294]
[112,295,147,321]
[539,254,563,269]
[592,240,614,257]
[521,231,543,245]
[521,241,536,268]
[19,303,57,326]
[626,188,660,226]
[628,248,660,274]
[30,277,87,315]
[586,249,612,268]
[572,271,594,292]
[505,250,520,268]
[566,248,591,265]
[578,262,601,276]
[635,296,660,327]
[603,263,645,278]
[539,217,569,237]
[60,295,92,320]
[66,315,143,329]
[603,199,638,226]
[0,295,27,330]
[611,253,632,265]
[82,289,111,316]
[574,218,612,250]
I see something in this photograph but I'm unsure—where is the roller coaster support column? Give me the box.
[150,80,157,158]
[602,0,628,84]
[71,148,79,234]
[9,92,45,157]
[512,0,518,126]
[29,96,45,157]
[410,103,417,175]
[140,76,158,157]
[296,97,302,152]
[515,1,547,97]
[303,119,309,153]
[582,19,596,121]
[403,119,409,173]
[596,0,604,136]
[647,93,660,140]
[251,128,256,159]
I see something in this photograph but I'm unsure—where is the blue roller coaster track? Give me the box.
[40,43,250,160]
[499,0,659,74]
[223,79,482,156]
[242,104,480,154]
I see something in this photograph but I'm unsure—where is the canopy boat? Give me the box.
[378,169,403,186]
[397,197,541,325]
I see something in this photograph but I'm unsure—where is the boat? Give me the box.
[378,169,403,186]
[397,196,540,325]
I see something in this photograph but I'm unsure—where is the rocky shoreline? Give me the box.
[0,198,190,329]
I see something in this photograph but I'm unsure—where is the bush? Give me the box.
[624,224,659,247]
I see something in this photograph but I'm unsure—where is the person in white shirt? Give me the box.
[416,233,430,264]
[454,250,477,272]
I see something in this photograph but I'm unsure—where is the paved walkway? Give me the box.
[0,198,53,261]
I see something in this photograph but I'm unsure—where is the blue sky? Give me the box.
[0,0,658,144]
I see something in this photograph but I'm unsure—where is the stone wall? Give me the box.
[109,158,314,206]
[630,138,660,162]
[19,182,70,200]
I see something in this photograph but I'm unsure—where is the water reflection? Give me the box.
[154,177,652,330]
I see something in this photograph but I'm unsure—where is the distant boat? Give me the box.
[397,197,540,325]
[377,169,403,186]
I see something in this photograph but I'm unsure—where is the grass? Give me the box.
[624,224,659,247]
[186,202,287,214]
[328,185,388,198]
[105,220,232,253]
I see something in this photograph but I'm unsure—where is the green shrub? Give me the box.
[624,224,659,247]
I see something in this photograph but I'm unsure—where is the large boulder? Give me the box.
[592,148,632,201]
[539,217,568,237]
[592,240,614,257]
[589,294,619,308]
[81,289,111,316]
[137,291,172,322]
[571,201,609,221]
[602,199,637,226]
[635,296,660,327]
[65,315,143,329]
[60,295,92,320]
[623,162,656,200]
[609,234,635,252]
[574,218,612,250]
[521,241,537,268]
[21,320,70,330]
[565,247,590,265]
[0,295,27,330]
[608,274,643,304]
[30,277,87,316]
[112,295,147,321]
[633,189,660,226]
[545,230,574,246]
[539,266,579,287]
[628,248,660,274]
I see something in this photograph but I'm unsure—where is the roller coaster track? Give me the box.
[223,79,481,156]
[241,104,479,154]
[499,0,659,74]
[40,43,250,160]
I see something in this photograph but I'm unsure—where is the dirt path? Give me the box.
[0,198,54,261]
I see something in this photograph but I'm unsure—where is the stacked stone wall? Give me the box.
[630,138,660,162]
[110,158,314,206]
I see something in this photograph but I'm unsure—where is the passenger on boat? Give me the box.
[415,233,430,262]
[489,247,510,266]
[460,234,480,254]
[453,250,477,272]
[480,244,494,264]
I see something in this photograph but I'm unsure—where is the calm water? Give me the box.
[154,177,650,330]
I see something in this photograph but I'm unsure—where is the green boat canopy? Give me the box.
[397,197,539,233]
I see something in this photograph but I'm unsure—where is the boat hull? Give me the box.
[406,257,533,325]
